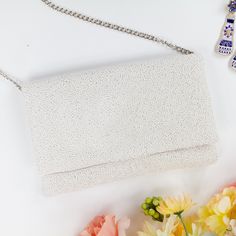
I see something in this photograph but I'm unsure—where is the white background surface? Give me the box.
[0,0,236,235]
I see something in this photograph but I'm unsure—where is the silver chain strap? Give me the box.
[0,70,22,91]
[1,1,193,91]
[40,0,193,55]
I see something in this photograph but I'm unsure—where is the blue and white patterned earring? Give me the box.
[228,1,236,70]
[216,1,235,56]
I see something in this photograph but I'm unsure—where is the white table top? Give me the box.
[0,0,236,235]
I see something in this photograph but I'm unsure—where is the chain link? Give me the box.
[0,70,22,91]
[1,1,193,91]
[40,0,194,55]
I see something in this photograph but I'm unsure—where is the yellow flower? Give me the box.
[229,219,236,235]
[198,197,231,235]
[157,194,194,216]
[198,187,236,236]
[156,215,179,236]
[137,221,157,236]
[223,187,236,219]
[189,224,204,236]
[138,216,186,236]
[173,223,185,236]
[223,187,236,202]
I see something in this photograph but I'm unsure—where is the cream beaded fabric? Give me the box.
[1,1,218,195]
[1,54,218,195]
[20,54,217,195]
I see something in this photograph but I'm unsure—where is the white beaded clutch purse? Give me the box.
[1,0,218,195]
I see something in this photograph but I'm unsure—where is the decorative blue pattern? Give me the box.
[227,19,235,23]
[231,55,236,69]
[228,0,236,12]
[220,40,233,47]
[217,13,235,55]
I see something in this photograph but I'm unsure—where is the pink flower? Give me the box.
[79,215,130,236]
[228,182,236,188]
[219,182,236,192]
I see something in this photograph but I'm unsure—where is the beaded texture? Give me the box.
[22,54,218,195]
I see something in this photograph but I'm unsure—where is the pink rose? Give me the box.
[79,215,130,236]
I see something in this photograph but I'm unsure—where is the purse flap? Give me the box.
[22,54,217,175]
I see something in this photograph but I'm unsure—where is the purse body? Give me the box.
[22,54,218,195]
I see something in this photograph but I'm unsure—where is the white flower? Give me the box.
[138,216,179,236]
[189,224,204,236]
[137,221,157,236]
[156,215,178,236]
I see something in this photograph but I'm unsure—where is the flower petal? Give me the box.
[98,215,117,236]
[214,196,231,214]
[117,216,130,236]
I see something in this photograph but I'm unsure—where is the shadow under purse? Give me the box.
[0,0,218,195]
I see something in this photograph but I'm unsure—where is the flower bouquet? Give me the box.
[78,183,236,236]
